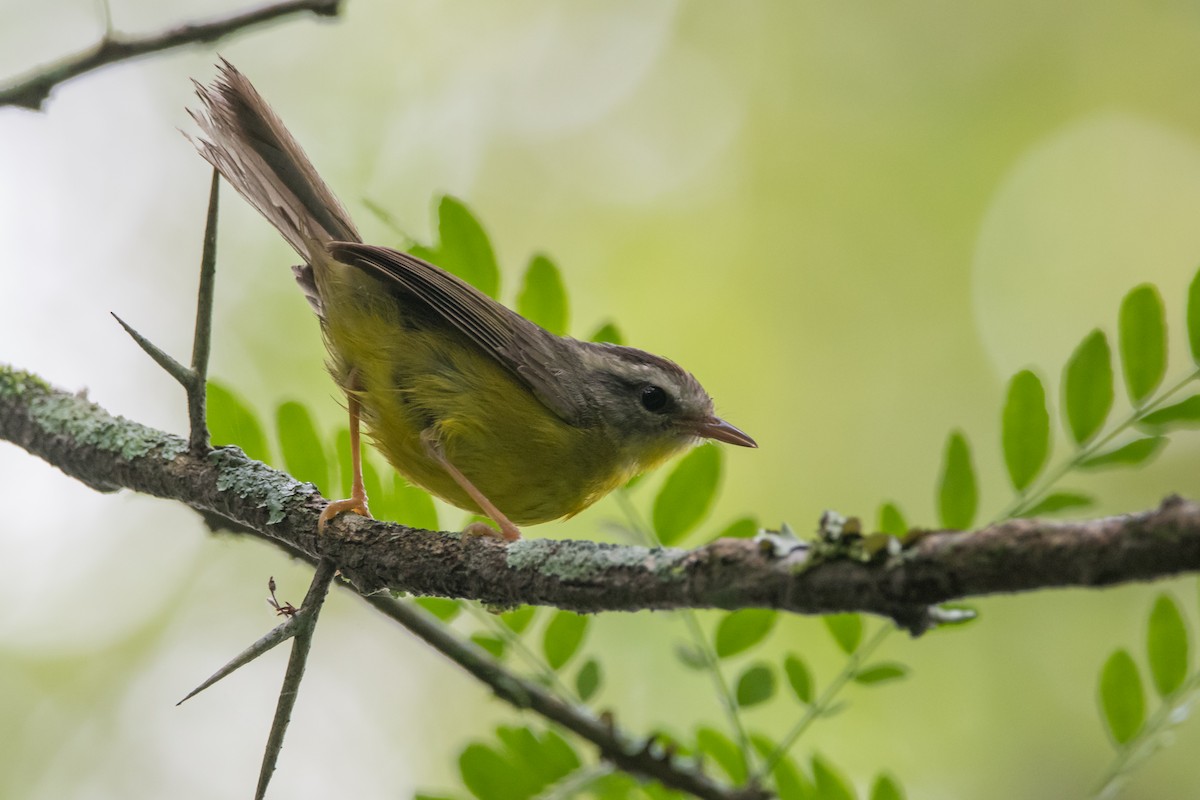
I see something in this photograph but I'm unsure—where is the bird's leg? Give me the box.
[420,429,521,542]
[318,389,372,531]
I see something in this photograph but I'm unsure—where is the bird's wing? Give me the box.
[327,241,593,427]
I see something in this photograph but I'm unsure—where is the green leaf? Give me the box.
[500,605,537,634]
[695,727,746,783]
[207,381,268,462]
[877,502,907,537]
[715,609,778,659]
[735,663,776,707]
[590,321,624,345]
[516,254,568,335]
[1147,594,1189,698]
[495,725,579,789]
[1018,491,1094,517]
[471,634,505,660]
[459,743,525,800]
[783,654,813,703]
[652,444,723,545]
[870,773,905,800]
[824,614,863,654]
[416,196,500,299]
[1063,329,1114,445]
[1188,266,1200,364]
[543,610,589,670]
[275,401,329,491]
[1001,370,1050,491]
[749,736,814,800]
[415,596,461,622]
[1078,436,1166,470]
[937,431,977,529]
[853,661,910,685]
[1098,649,1145,745]
[532,729,581,785]
[389,475,440,531]
[812,753,857,800]
[1118,284,1167,406]
[575,658,602,701]
[717,516,759,540]
[1138,394,1200,430]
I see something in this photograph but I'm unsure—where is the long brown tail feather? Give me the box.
[189,60,361,267]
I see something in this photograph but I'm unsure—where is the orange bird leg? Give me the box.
[420,429,521,542]
[318,392,372,531]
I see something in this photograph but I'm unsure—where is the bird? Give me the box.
[189,61,755,541]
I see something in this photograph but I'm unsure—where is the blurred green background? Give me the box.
[4,0,1200,797]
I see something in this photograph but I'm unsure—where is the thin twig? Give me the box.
[360,593,766,800]
[616,489,757,774]
[0,0,343,110]
[256,558,338,800]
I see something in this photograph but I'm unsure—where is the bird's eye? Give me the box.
[640,385,671,413]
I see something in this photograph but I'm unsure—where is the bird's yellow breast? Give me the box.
[316,268,669,525]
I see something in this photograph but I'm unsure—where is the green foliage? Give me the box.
[499,606,537,634]
[652,444,722,545]
[207,381,269,462]
[812,753,858,800]
[1099,650,1145,745]
[937,431,977,529]
[575,658,602,702]
[416,597,461,622]
[1146,594,1189,698]
[471,634,505,660]
[542,611,589,670]
[750,736,815,800]
[735,663,776,707]
[410,196,501,299]
[853,662,909,686]
[717,516,760,539]
[1118,284,1167,406]
[388,475,441,531]
[714,609,777,659]
[1063,329,1114,445]
[516,254,568,335]
[457,726,580,800]
[870,774,905,800]
[824,614,863,654]
[1017,491,1093,517]
[590,321,624,345]
[1138,395,1200,430]
[275,401,329,491]
[783,654,813,703]
[695,727,746,783]
[877,502,907,536]
[1188,267,1200,364]
[1077,437,1165,470]
[1001,370,1050,491]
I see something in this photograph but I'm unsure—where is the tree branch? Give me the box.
[3,364,1200,635]
[0,0,343,110]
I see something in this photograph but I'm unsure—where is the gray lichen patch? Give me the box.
[505,538,684,584]
[18,375,188,461]
[0,365,51,398]
[210,446,316,524]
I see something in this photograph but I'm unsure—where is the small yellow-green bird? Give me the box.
[190,61,755,541]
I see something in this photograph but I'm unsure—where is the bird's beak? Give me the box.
[692,416,757,448]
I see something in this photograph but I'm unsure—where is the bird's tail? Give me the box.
[189,60,360,269]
